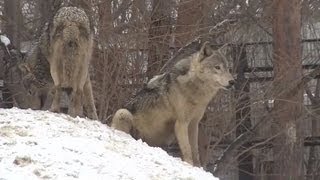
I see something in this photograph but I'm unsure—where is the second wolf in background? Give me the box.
[112,42,234,166]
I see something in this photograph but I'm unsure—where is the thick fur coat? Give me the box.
[112,42,234,166]
[19,6,97,119]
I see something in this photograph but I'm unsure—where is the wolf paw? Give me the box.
[49,106,60,113]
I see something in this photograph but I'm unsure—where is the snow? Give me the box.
[0,35,10,46]
[0,108,218,180]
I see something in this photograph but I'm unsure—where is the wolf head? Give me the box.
[51,7,91,49]
[18,63,50,95]
[190,42,234,89]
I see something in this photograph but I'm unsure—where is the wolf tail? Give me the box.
[111,109,133,134]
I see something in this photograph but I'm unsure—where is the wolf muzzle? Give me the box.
[225,80,235,89]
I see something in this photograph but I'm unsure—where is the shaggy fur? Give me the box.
[18,40,53,110]
[112,42,234,166]
[1,47,44,109]
[18,6,97,119]
[48,7,95,118]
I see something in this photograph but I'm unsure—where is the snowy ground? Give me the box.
[0,108,218,180]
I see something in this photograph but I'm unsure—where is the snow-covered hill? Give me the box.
[0,108,218,180]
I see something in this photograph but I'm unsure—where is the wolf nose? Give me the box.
[228,80,235,86]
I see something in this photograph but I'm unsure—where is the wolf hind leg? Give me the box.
[50,86,62,113]
[68,88,83,117]
[83,77,98,120]
[175,120,193,165]
[111,109,133,134]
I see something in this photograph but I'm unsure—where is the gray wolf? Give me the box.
[47,6,96,118]
[18,41,53,110]
[112,42,234,166]
[0,45,43,109]
[18,6,97,119]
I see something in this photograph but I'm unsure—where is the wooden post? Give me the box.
[272,0,303,179]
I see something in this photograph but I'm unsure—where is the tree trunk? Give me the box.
[146,0,172,79]
[233,45,254,180]
[3,0,23,108]
[4,0,22,49]
[37,0,51,34]
[175,0,204,46]
[95,1,113,121]
[272,0,304,179]
[36,0,60,36]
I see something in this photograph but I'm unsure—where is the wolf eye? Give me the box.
[215,66,221,70]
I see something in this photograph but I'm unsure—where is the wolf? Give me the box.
[112,42,234,166]
[17,6,98,119]
[0,44,44,109]
[46,6,96,118]
[16,40,54,110]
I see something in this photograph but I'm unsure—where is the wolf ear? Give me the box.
[199,41,213,61]
[217,43,228,55]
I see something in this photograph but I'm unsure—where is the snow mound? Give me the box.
[0,108,218,180]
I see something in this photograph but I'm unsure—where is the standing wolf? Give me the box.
[47,7,95,118]
[112,42,234,166]
[18,6,97,119]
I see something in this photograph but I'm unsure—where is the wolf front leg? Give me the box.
[41,88,53,110]
[175,120,193,165]
[69,88,83,117]
[189,118,202,167]
[83,77,98,120]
